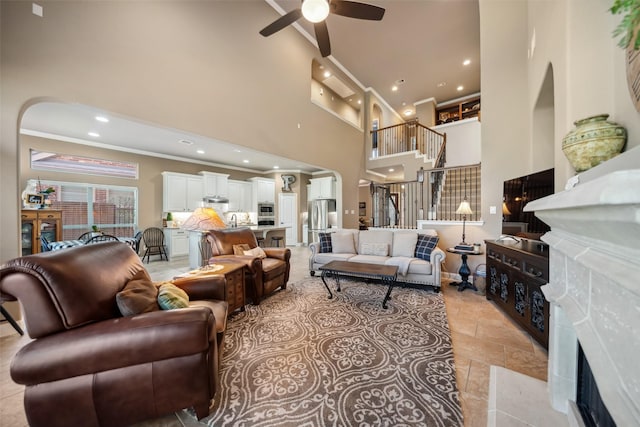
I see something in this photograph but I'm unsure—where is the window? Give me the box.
[30,150,139,179]
[29,179,138,240]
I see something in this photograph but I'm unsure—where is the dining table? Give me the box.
[50,237,137,251]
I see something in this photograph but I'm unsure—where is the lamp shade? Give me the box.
[182,207,226,231]
[456,200,473,215]
[502,202,512,215]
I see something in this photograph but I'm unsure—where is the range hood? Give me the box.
[203,195,229,204]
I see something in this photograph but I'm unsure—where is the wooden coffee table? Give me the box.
[318,260,398,309]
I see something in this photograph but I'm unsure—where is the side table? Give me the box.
[173,263,246,314]
[446,248,484,292]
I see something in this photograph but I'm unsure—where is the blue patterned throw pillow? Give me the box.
[319,232,333,253]
[414,234,439,260]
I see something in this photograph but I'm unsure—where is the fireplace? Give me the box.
[576,344,616,427]
[523,147,640,426]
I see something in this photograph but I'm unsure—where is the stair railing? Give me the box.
[369,163,481,228]
[371,121,446,160]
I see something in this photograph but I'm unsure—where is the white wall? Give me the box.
[433,118,481,167]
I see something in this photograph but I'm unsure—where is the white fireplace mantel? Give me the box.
[525,165,640,426]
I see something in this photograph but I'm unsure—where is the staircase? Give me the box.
[434,166,481,221]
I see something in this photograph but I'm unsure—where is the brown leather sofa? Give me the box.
[0,241,228,427]
[206,227,291,304]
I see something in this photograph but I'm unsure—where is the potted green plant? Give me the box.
[611,0,640,50]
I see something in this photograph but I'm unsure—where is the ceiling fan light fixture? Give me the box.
[302,0,330,23]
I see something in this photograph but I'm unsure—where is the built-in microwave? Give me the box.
[258,203,274,216]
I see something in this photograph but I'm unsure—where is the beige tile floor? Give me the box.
[0,246,548,427]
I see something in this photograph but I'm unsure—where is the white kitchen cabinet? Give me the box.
[309,177,335,200]
[162,172,204,212]
[200,171,229,198]
[163,228,189,258]
[249,177,275,205]
[228,180,252,212]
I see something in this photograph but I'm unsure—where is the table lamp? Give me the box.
[182,207,227,266]
[455,199,473,245]
[182,207,226,231]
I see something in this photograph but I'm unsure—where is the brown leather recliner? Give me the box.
[206,227,291,304]
[0,241,228,427]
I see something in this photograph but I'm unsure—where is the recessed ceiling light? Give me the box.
[323,71,331,78]
[403,110,413,116]
[95,116,109,123]
[463,59,471,66]
[273,166,280,169]
[357,100,361,104]
[178,139,194,145]
[243,159,250,164]
[388,168,394,172]
[391,85,398,91]
[196,149,205,154]
[457,85,464,91]
[88,132,100,137]
[437,82,447,88]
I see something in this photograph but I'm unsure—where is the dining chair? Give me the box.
[133,231,143,255]
[85,234,120,244]
[141,227,169,263]
[77,231,102,243]
[40,235,52,252]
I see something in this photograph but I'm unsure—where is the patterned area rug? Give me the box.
[185,277,463,427]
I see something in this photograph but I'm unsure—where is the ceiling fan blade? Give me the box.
[259,9,303,37]
[314,21,331,57]
[330,0,385,21]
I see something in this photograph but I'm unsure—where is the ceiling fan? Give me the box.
[259,0,385,57]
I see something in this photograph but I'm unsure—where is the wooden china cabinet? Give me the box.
[21,209,63,255]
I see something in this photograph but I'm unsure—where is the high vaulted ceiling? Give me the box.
[20,0,480,177]
[270,0,481,115]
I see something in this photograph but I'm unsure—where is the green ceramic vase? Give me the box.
[562,114,627,172]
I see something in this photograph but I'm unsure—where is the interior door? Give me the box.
[279,193,298,245]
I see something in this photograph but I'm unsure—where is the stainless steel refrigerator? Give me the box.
[308,199,337,243]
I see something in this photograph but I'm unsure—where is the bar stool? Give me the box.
[271,236,283,247]
[256,236,265,247]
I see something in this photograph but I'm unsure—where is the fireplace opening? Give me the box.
[577,344,616,427]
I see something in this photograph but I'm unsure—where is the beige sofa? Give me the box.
[309,228,445,290]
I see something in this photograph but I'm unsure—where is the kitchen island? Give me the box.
[188,226,287,269]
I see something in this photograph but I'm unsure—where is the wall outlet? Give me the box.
[489,206,497,214]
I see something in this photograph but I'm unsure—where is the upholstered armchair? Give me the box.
[0,242,228,427]
[206,227,291,304]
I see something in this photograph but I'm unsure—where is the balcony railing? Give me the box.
[371,121,446,162]
[369,164,481,228]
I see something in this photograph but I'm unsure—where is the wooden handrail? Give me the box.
[370,120,446,160]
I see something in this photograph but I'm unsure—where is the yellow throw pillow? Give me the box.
[157,282,189,310]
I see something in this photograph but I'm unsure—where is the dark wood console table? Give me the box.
[485,238,550,349]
